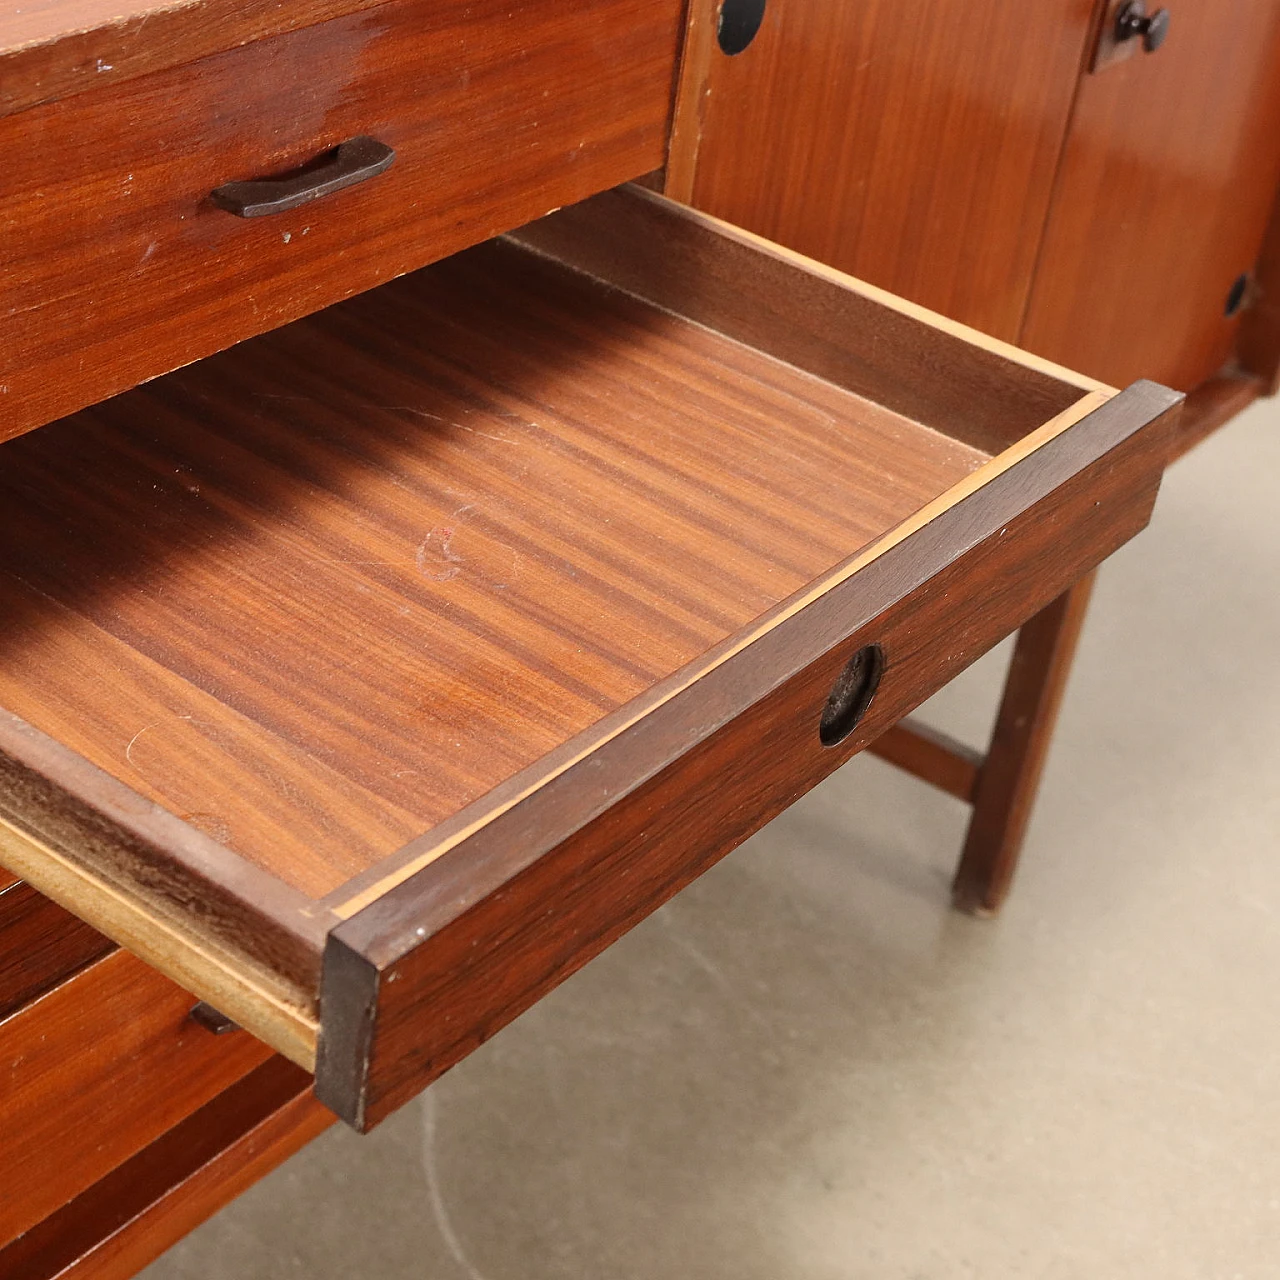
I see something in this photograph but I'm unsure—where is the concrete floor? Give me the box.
[145,395,1280,1280]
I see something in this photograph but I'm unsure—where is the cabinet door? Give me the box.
[667,0,1098,342]
[1021,0,1280,390]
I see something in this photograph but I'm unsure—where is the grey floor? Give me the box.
[145,395,1280,1280]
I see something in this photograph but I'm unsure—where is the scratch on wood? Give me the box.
[400,407,517,444]
[125,713,196,766]
[416,527,463,582]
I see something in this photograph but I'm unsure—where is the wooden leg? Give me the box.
[950,571,1097,915]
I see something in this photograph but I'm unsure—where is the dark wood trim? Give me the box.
[951,572,1097,915]
[0,1057,330,1280]
[867,719,982,804]
[317,382,1178,1130]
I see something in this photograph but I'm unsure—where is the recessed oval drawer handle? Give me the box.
[819,643,885,747]
[210,136,395,218]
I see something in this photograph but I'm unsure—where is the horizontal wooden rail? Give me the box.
[867,719,982,803]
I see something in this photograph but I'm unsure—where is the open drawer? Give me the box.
[0,186,1179,1130]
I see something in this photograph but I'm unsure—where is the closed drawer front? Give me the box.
[0,0,684,440]
[0,186,1181,1133]
[0,876,115,1019]
[0,942,273,1245]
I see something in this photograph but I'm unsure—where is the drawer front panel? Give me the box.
[0,879,115,1020]
[319,383,1177,1129]
[0,948,272,1246]
[0,1058,330,1280]
[0,0,683,440]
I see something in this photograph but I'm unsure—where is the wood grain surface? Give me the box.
[666,0,1099,341]
[952,571,1097,914]
[0,879,114,1020]
[0,0,683,439]
[0,1057,329,1280]
[509,188,1102,455]
[318,382,1178,1129]
[3,0,396,117]
[0,948,272,1247]
[0,236,985,909]
[1021,0,1280,389]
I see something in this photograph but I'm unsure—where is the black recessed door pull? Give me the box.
[210,136,395,218]
[1115,1,1171,53]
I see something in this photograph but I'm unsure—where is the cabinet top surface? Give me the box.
[0,0,563,115]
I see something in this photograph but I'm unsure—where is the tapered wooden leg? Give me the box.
[950,571,1097,916]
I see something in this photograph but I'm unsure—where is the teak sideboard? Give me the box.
[0,0,1211,1273]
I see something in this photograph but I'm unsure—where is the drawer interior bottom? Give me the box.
[0,223,993,903]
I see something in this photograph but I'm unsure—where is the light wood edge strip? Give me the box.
[325,385,1112,919]
[627,186,1115,395]
[662,0,718,201]
[0,816,318,1068]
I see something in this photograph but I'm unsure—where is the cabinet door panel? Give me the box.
[670,0,1097,342]
[1022,0,1280,390]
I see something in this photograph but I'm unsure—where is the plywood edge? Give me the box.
[621,185,1115,395]
[0,817,318,1068]
[0,709,334,953]
[0,709,326,1065]
[322,381,1164,921]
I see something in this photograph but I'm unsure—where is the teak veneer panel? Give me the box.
[0,879,115,1020]
[1021,0,1280,389]
[666,0,1099,342]
[0,948,272,1246]
[0,0,684,439]
[1,0,401,117]
[0,1057,330,1280]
